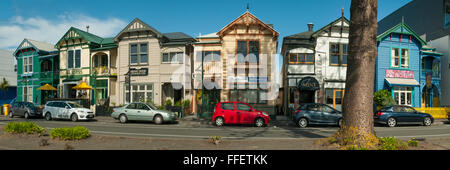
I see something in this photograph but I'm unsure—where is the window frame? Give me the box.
[129,43,149,66]
[67,49,81,69]
[329,43,348,66]
[162,52,184,64]
[236,40,260,64]
[390,47,410,69]
[288,53,315,65]
[23,55,33,74]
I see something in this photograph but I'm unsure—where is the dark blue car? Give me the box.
[374,105,434,127]
[293,103,343,128]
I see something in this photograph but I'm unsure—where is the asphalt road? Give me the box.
[1,116,450,140]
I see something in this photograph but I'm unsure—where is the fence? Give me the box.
[414,107,450,119]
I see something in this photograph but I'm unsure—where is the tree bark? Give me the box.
[342,0,378,136]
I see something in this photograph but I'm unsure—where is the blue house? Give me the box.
[375,21,442,108]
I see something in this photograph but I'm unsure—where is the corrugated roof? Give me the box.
[163,32,193,40]
[26,39,57,52]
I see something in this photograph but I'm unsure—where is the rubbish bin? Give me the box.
[3,104,10,116]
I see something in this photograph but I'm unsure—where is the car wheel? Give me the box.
[8,111,14,118]
[154,115,163,125]
[45,113,52,121]
[387,117,397,127]
[119,114,128,124]
[423,117,432,126]
[298,118,308,128]
[254,118,265,127]
[338,118,343,128]
[24,112,30,119]
[71,113,78,122]
[215,117,224,127]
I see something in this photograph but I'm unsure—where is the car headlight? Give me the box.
[262,112,269,116]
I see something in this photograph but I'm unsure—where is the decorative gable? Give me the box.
[377,22,426,46]
[114,18,163,41]
[217,11,279,38]
[65,30,80,39]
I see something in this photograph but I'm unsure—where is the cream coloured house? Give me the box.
[56,27,118,109]
[115,18,195,107]
[193,9,279,115]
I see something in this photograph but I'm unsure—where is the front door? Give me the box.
[298,90,315,105]
[333,90,345,111]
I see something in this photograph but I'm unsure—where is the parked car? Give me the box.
[212,102,270,127]
[293,103,343,128]
[374,105,434,127]
[43,101,95,122]
[9,102,41,119]
[111,102,177,124]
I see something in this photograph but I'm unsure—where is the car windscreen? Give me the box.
[24,102,35,108]
[146,103,157,110]
[68,103,84,108]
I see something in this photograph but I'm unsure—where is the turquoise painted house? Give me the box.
[14,39,60,105]
[375,21,442,108]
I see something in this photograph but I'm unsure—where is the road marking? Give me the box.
[89,130,317,140]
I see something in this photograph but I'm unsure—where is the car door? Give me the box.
[320,104,340,124]
[306,104,322,123]
[393,106,409,122]
[13,103,23,116]
[124,103,138,120]
[136,103,153,121]
[236,103,254,124]
[404,106,422,123]
[220,103,236,124]
[59,102,70,119]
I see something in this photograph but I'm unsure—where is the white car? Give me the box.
[43,101,95,122]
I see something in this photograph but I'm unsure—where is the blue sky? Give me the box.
[0,0,412,51]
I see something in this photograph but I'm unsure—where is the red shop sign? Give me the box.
[386,69,414,79]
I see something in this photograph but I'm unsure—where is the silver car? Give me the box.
[111,102,177,124]
[43,101,95,122]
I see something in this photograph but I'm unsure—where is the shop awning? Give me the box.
[385,78,420,87]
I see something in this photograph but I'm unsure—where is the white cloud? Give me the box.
[0,14,127,50]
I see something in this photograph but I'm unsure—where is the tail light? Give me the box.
[295,110,301,116]
[376,112,384,116]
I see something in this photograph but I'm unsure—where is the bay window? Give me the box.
[393,86,413,106]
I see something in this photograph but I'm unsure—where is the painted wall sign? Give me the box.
[298,77,320,91]
[385,69,414,79]
[129,68,148,76]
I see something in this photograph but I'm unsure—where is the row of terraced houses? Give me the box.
[10,0,450,118]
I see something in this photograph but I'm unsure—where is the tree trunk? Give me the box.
[333,0,378,149]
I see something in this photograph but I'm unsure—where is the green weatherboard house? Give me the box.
[14,39,60,105]
[55,27,117,106]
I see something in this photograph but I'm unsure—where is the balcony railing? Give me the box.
[422,69,439,78]
[93,67,117,76]
[39,71,56,80]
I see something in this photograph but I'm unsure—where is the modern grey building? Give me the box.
[378,0,450,106]
[0,49,17,104]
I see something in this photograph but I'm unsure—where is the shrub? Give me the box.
[374,90,396,109]
[49,126,90,140]
[4,122,45,135]
[182,100,191,108]
[166,99,172,106]
[378,137,408,150]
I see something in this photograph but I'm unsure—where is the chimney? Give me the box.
[86,25,90,33]
[307,23,314,32]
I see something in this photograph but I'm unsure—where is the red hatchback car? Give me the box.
[212,102,270,127]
